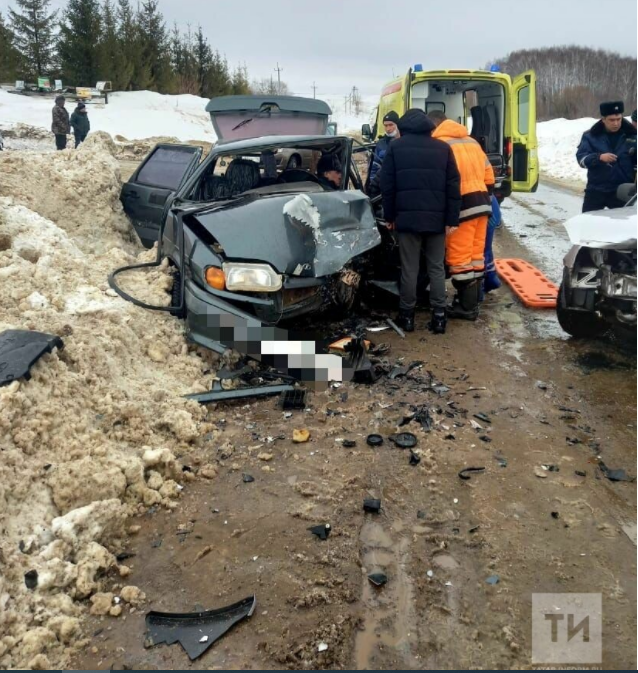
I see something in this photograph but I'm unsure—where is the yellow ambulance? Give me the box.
[364,65,539,198]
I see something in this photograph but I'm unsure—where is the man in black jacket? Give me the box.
[380,109,461,334]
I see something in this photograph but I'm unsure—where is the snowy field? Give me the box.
[0,87,607,185]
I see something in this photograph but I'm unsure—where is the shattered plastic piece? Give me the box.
[317,642,329,653]
[0,329,64,387]
[24,570,38,590]
[292,429,310,443]
[389,360,423,380]
[386,318,406,338]
[494,454,508,468]
[431,384,450,396]
[363,498,381,514]
[474,413,491,424]
[468,525,480,534]
[242,474,255,483]
[417,510,427,520]
[329,337,371,351]
[409,451,421,466]
[344,336,378,384]
[366,434,383,447]
[551,512,560,519]
[575,470,587,477]
[309,524,331,540]
[426,570,434,578]
[458,467,486,481]
[479,435,492,443]
[145,595,256,660]
[187,382,295,404]
[541,464,560,472]
[342,439,357,448]
[388,432,417,449]
[367,572,388,587]
[485,575,500,585]
[470,419,483,430]
[280,389,307,410]
[366,325,390,333]
[599,462,635,483]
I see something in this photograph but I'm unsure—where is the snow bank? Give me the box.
[0,88,217,143]
[537,117,595,185]
[0,136,223,669]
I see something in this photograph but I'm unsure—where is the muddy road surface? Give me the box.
[72,180,636,670]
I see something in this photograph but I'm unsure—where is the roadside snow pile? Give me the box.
[0,140,221,669]
[537,118,595,185]
[0,132,135,255]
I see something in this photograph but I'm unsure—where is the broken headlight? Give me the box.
[222,263,283,292]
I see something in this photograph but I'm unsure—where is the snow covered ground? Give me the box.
[0,87,606,186]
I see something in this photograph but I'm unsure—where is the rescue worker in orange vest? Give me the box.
[428,110,495,320]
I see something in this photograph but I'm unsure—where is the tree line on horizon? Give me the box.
[492,45,637,120]
[0,0,292,98]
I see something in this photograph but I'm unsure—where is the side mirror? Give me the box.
[361,123,372,140]
[616,183,636,204]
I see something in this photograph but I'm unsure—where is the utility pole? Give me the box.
[311,81,317,99]
[274,62,283,93]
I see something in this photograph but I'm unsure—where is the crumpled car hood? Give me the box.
[192,190,381,277]
[564,205,637,249]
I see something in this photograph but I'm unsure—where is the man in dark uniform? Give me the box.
[576,101,637,212]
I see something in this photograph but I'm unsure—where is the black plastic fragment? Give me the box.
[367,572,388,587]
[479,435,492,443]
[388,360,422,380]
[494,454,507,468]
[575,470,587,477]
[280,388,307,410]
[116,552,136,562]
[363,498,381,514]
[599,461,635,483]
[409,451,421,466]
[366,434,383,447]
[0,329,64,387]
[344,337,378,384]
[24,570,38,590]
[474,413,491,424]
[145,595,256,660]
[242,474,255,483]
[186,382,294,404]
[551,511,560,519]
[309,524,331,540]
[389,432,417,449]
[342,439,357,448]
[458,466,486,481]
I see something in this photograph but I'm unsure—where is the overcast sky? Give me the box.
[2,0,636,96]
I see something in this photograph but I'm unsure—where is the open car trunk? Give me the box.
[206,95,332,143]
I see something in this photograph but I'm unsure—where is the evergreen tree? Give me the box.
[8,0,58,79]
[97,0,125,88]
[58,0,101,86]
[231,63,250,95]
[170,24,198,94]
[137,0,172,92]
[115,0,137,90]
[202,50,231,98]
[193,25,213,97]
[0,11,23,81]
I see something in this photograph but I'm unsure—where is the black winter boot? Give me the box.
[447,279,480,321]
[428,308,447,334]
[395,309,415,333]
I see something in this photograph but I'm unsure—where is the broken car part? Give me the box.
[388,360,423,380]
[343,336,378,384]
[145,595,256,661]
[363,498,381,514]
[386,318,406,338]
[185,382,295,404]
[279,388,307,410]
[458,467,486,481]
[366,434,384,447]
[0,330,64,387]
[367,572,388,587]
[388,432,417,449]
[308,524,331,540]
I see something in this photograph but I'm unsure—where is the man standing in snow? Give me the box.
[51,96,70,151]
[70,102,90,148]
[367,111,400,196]
[576,101,637,212]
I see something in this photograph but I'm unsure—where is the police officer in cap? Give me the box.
[576,100,637,212]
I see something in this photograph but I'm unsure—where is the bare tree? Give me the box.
[491,46,637,120]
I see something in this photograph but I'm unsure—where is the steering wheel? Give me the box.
[277,168,321,184]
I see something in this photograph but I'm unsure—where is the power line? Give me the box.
[274,62,283,94]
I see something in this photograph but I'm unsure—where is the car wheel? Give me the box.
[170,270,185,319]
[287,155,300,170]
[556,279,606,338]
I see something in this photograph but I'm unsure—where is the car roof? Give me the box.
[214,135,350,152]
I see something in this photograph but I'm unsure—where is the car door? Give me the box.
[121,143,203,248]
[511,70,539,192]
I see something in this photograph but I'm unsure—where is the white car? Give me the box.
[557,185,636,340]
